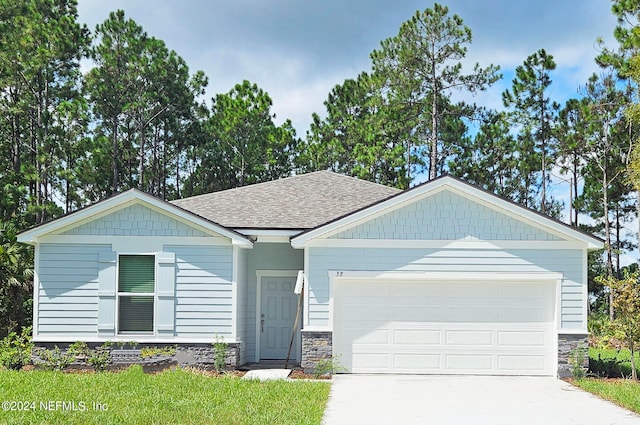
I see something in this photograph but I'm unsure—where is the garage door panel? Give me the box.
[392,306,443,321]
[349,329,389,344]
[392,283,441,297]
[446,354,493,370]
[352,353,388,370]
[498,330,547,346]
[498,355,547,371]
[445,329,493,346]
[445,306,496,322]
[499,282,549,296]
[394,329,440,345]
[498,306,549,322]
[444,284,493,298]
[394,296,440,305]
[334,279,556,376]
[446,295,495,306]
[341,282,389,297]
[344,305,392,320]
[342,296,390,306]
[498,294,547,306]
[393,353,441,369]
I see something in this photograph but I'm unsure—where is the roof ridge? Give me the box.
[170,171,401,229]
[171,170,400,203]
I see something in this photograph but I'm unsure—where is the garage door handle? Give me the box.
[261,319,264,333]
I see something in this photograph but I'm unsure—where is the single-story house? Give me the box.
[18,171,602,376]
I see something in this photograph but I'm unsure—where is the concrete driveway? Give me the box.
[321,375,640,425]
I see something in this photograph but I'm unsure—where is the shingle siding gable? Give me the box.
[331,190,564,241]
[61,204,207,237]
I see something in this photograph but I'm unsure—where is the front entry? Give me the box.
[259,274,299,360]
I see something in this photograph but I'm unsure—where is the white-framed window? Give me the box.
[117,255,155,334]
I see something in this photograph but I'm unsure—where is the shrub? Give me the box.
[569,344,587,379]
[88,342,112,372]
[67,341,90,358]
[313,355,346,378]
[213,335,227,372]
[0,326,33,370]
[38,345,74,371]
[140,345,176,359]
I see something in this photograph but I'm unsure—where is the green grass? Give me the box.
[0,366,331,425]
[588,347,640,378]
[573,378,640,414]
[589,347,640,364]
[574,347,640,415]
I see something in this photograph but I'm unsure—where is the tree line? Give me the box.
[0,0,639,335]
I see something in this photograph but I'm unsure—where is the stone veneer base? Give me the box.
[301,331,332,374]
[32,342,241,370]
[557,333,588,378]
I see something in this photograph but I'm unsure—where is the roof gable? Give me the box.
[330,189,564,242]
[291,176,603,249]
[171,171,401,229]
[60,203,209,237]
[18,189,252,247]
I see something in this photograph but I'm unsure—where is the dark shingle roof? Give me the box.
[170,171,401,229]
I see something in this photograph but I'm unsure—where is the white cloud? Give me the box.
[76,0,619,136]
[73,0,638,262]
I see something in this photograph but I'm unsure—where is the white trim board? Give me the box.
[35,235,234,253]
[236,229,302,237]
[327,270,564,281]
[231,245,240,340]
[307,239,587,250]
[32,244,41,339]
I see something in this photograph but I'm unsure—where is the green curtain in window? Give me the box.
[119,296,154,333]
[118,255,155,333]
[119,255,154,293]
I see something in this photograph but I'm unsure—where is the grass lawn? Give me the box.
[589,347,640,365]
[0,366,331,425]
[570,347,640,416]
[588,347,640,378]
[573,378,640,415]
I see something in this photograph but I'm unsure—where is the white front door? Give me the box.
[259,276,298,359]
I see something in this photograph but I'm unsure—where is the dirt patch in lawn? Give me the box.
[288,370,332,380]
[22,363,334,379]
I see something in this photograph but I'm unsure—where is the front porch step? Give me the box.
[242,369,292,381]
[238,360,300,371]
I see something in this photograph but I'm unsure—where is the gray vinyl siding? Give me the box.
[331,190,563,241]
[62,204,207,237]
[165,245,234,338]
[307,247,585,330]
[244,243,304,362]
[37,244,110,336]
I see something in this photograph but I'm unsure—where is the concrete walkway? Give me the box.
[242,369,291,381]
[322,375,640,425]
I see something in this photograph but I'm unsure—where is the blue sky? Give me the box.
[77,0,618,137]
[77,1,637,259]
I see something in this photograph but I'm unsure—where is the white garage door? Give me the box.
[333,280,556,375]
